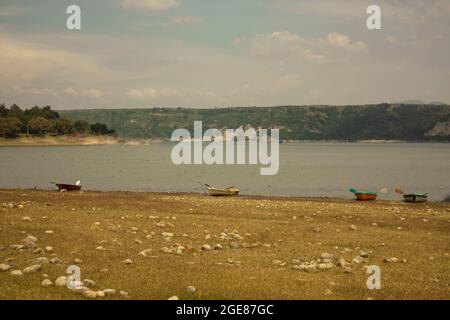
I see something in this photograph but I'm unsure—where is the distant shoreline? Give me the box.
[0,136,160,147]
[1,136,449,147]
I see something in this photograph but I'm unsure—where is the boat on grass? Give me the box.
[349,188,377,201]
[205,184,239,196]
[395,188,428,203]
[52,180,82,192]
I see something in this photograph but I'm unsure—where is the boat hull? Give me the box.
[206,188,239,196]
[354,193,377,201]
[403,194,427,203]
[56,184,82,192]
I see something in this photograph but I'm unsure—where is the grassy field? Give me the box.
[0,189,449,300]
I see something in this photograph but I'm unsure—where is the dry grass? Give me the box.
[0,189,449,300]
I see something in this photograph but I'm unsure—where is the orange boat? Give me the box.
[349,188,377,201]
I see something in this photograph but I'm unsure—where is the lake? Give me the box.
[1,142,449,201]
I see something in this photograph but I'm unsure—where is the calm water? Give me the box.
[1,143,449,201]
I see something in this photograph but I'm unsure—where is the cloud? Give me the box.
[236,31,367,62]
[11,86,104,98]
[125,87,179,100]
[236,31,325,62]
[161,15,203,27]
[63,88,104,98]
[0,35,106,84]
[120,0,179,11]
[0,5,29,17]
[327,32,367,52]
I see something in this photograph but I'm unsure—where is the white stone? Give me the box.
[41,279,53,287]
[55,276,68,287]
[103,289,116,296]
[186,285,196,293]
[23,264,42,274]
[11,270,23,276]
[201,244,212,251]
[0,264,10,272]
[83,290,98,299]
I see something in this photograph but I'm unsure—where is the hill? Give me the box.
[60,104,450,141]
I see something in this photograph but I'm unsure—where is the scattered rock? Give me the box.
[201,244,212,251]
[23,264,42,274]
[11,270,23,276]
[352,256,364,264]
[41,279,53,287]
[186,285,196,293]
[214,244,223,250]
[168,296,179,300]
[384,257,400,263]
[22,216,32,222]
[83,279,96,287]
[0,264,10,272]
[55,276,68,287]
[349,225,357,231]
[83,290,98,299]
[50,257,62,264]
[122,259,133,265]
[103,289,116,296]
[140,249,153,257]
[45,230,55,235]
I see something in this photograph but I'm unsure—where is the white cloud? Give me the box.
[327,32,367,52]
[120,0,179,11]
[0,35,106,83]
[125,87,179,100]
[63,88,103,98]
[161,15,203,27]
[236,31,325,62]
[11,86,103,99]
[236,31,367,62]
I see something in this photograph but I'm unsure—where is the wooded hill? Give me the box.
[60,104,450,141]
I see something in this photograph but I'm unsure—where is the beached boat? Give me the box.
[395,188,428,203]
[349,188,377,201]
[205,184,239,196]
[52,181,82,192]
[402,193,428,203]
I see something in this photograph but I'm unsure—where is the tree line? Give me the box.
[0,104,115,138]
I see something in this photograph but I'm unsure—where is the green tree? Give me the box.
[0,103,7,117]
[54,118,74,135]
[28,117,54,135]
[0,117,22,138]
[7,104,24,119]
[90,122,108,135]
[73,120,90,134]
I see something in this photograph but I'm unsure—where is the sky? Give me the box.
[0,0,449,109]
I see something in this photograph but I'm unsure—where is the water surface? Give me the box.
[1,142,449,201]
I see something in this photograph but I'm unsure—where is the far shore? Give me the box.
[1,136,448,147]
[0,136,159,147]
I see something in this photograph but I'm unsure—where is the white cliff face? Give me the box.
[425,121,450,137]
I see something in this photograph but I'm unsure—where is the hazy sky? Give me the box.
[0,0,449,109]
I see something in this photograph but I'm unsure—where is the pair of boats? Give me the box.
[349,188,428,203]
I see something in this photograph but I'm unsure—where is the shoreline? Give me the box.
[1,188,448,205]
[1,136,449,147]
